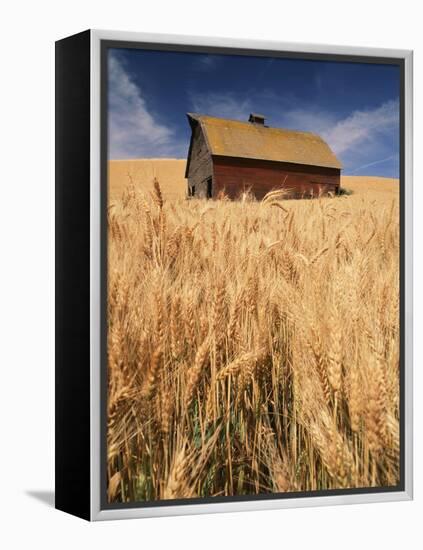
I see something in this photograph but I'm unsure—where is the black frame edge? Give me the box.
[55,29,91,521]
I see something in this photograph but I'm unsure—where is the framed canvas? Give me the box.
[55,29,413,521]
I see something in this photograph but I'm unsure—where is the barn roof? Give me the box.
[187,113,342,170]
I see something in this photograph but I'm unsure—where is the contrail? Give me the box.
[349,155,397,175]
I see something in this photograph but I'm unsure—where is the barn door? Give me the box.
[206,177,212,199]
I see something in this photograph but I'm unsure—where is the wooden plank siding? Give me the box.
[186,124,213,198]
[212,156,340,200]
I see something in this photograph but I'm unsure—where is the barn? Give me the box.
[185,113,342,200]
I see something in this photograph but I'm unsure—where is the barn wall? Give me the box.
[187,124,213,198]
[213,157,340,200]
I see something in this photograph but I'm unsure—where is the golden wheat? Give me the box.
[107,179,400,502]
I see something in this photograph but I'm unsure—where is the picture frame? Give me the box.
[55,29,413,521]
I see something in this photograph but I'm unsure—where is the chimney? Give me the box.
[248,113,266,125]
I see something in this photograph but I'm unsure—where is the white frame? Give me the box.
[89,29,413,521]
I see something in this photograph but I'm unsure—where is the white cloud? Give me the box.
[322,100,399,156]
[274,100,399,174]
[108,53,184,159]
[348,154,397,175]
[189,91,253,121]
[279,109,336,135]
[275,100,399,158]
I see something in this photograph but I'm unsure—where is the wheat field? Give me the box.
[107,174,400,503]
[108,158,187,202]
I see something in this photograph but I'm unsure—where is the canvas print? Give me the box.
[106,47,400,504]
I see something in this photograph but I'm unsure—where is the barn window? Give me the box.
[191,185,196,196]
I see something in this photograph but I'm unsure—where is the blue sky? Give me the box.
[108,48,400,177]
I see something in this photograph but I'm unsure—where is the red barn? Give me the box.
[185,113,342,200]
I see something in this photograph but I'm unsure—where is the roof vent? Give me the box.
[248,113,266,125]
